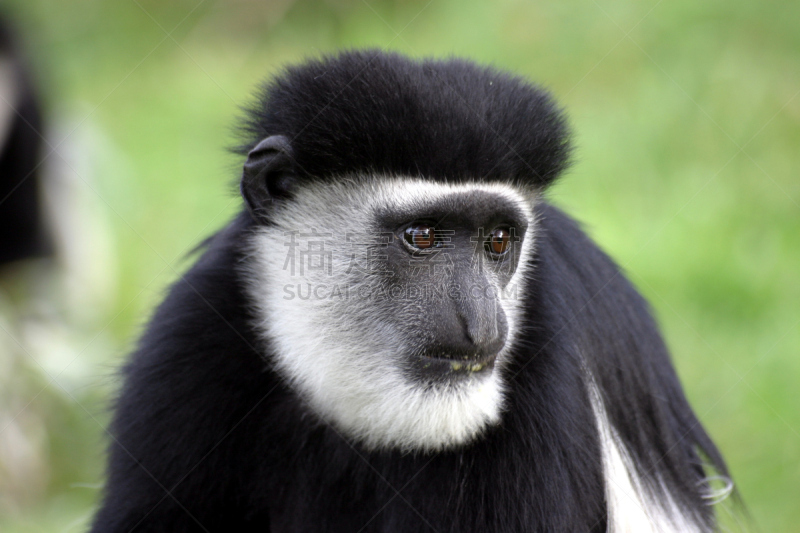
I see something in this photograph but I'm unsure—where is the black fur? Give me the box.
[237,50,571,187]
[91,51,728,532]
[0,18,50,265]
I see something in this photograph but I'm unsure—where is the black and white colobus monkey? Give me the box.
[91,50,732,532]
[0,17,49,265]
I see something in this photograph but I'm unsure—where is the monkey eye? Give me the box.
[486,227,511,256]
[403,224,440,251]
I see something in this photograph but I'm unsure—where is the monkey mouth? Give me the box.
[413,353,497,379]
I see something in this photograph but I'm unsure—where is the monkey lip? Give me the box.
[416,353,497,375]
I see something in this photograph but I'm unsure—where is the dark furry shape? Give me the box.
[90,209,728,532]
[90,52,730,532]
[0,18,50,264]
[238,50,571,186]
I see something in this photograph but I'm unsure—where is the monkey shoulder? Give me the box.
[96,215,282,529]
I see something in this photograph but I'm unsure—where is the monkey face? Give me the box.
[245,176,536,451]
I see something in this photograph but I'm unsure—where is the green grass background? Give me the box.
[0,0,797,531]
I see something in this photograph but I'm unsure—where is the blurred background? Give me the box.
[0,0,796,531]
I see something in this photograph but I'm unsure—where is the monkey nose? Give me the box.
[457,301,508,357]
[426,309,507,362]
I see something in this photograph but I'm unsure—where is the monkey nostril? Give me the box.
[476,331,506,356]
[458,313,506,357]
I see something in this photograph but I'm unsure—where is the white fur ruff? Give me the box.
[245,177,536,451]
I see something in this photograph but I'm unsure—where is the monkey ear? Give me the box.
[240,135,296,221]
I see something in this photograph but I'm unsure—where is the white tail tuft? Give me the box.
[587,380,708,533]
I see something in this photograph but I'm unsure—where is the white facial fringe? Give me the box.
[244,176,536,451]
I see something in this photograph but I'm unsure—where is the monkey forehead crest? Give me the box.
[237,49,571,190]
